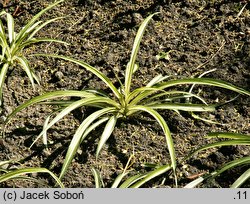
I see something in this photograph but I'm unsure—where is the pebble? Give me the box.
[0,116,6,123]
[55,71,64,80]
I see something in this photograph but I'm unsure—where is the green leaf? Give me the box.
[128,87,165,103]
[214,157,250,177]
[128,105,176,176]
[111,172,129,188]
[124,13,159,98]
[22,21,42,35]
[148,103,216,112]
[14,56,38,88]
[42,114,52,147]
[0,63,9,106]
[5,90,99,123]
[19,38,68,51]
[0,16,8,49]
[59,107,116,180]
[185,157,250,188]
[207,132,250,140]
[0,1,65,105]
[0,160,17,167]
[130,164,172,188]
[188,140,250,159]
[132,78,250,104]
[12,20,42,51]
[158,78,250,96]
[146,74,170,88]
[231,168,250,188]
[132,63,139,73]
[184,177,205,188]
[190,112,221,125]
[119,174,147,188]
[30,97,118,147]
[91,168,104,188]
[80,117,109,143]
[0,168,64,188]
[188,68,217,94]
[27,17,65,40]
[15,0,64,43]
[132,90,207,106]
[96,116,117,158]
[6,13,15,44]
[188,139,250,157]
[34,54,122,101]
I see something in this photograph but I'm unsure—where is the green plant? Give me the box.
[185,132,250,188]
[0,160,64,187]
[5,13,250,183]
[0,0,66,106]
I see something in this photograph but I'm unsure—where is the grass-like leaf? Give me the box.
[14,56,39,88]
[0,0,66,105]
[111,172,129,188]
[27,17,65,41]
[207,132,250,140]
[0,63,9,106]
[148,103,216,112]
[6,13,15,44]
[184,177,205,188]
[130,78,250,104]
[96,116,117,158]
[0,167,64,188]
[80,117,109,143]
[231,168,250,188]
[5,90,97,123]
[91,168,104,188]
[124,13,159,98]
[31,97,118,148]
[128,105,176,174]
[119,174,147,188]
[184,157,250,188]
[15,0,64,42]
[34,54,122,101]
[130,164,172,188]
[189,140,250,157]
[59,107,117,180]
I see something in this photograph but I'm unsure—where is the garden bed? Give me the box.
[0,0,249,187]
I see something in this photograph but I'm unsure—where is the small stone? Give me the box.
[132,13,143,25]
[55,71,64,80]
[0,116,6,123]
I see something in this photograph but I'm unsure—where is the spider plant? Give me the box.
[0,0,66,106]
[0,160,64,187]
[185,132,250,188]
[5,13,250,182]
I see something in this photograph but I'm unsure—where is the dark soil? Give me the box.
[0,0,249,188]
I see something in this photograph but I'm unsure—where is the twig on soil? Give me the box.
[237,3,248,18]
[12,5,23,17]
[3,0,10,7]
[186,171,207,180]
[194,41,225,70]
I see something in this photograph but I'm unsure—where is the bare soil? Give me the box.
[0,0,249,188]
